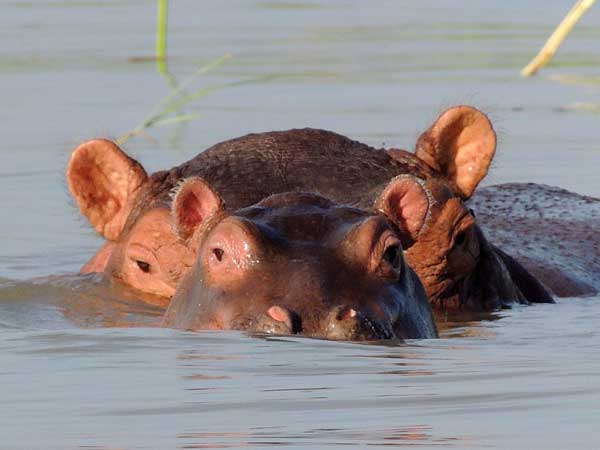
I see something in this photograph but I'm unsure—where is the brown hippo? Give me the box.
[470,183,600,298]
[68,105,550,312]
[162,180,438,340]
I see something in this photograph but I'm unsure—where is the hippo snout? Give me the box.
[165,189,438,341]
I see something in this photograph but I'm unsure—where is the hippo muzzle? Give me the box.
[162,185,438,341]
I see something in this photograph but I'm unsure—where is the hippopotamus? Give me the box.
[399,175,554,313]
[470,183,600,298]
[67,105,551,313]
[162,180,438,340]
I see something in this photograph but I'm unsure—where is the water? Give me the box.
[1,1,599,448]
[2,292,599,449]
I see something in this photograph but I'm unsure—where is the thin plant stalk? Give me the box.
[117,54,267,145]
[521,0,596,77]
[156,0,168,63]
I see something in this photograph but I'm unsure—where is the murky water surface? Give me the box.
[1,1,599,448]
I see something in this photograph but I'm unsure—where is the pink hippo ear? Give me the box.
[374,175,431,246]
[172,177,225,241]
[415,105,496,199]
[67,139,148,241]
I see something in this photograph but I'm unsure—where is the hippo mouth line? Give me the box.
[348,313,395,341]
[326,307,396,341]
[235,306,397,341]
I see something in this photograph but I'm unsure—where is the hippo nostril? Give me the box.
[261,305,302,335]
[266,305,293,330]
[325,305,395,341]
[336,306,357,321]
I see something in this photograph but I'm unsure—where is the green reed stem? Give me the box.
[156,0,168,62]
[117,54,236,145]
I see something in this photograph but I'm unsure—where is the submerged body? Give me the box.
[472,183,600,297]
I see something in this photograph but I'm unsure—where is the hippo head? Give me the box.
[67,140,196,304]
[162,178,438,341]
[382,107,553,311]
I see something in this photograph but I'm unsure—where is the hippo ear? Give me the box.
[172,177,225,240]
[67,139,148,240]
[415,105,496,199]
[374,175,431,246]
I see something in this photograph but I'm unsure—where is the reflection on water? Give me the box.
[2,0,600,448]
[2,0,600,280]
[0,275,163,330]
[1,297,599,449]
[176,425,464,448]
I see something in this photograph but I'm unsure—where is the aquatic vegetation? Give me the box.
[155,0,167,63]
[118,0,280,145]
[117,53,231,145]
[522,0,597,76]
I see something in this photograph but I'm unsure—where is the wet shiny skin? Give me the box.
[163,193,437,340]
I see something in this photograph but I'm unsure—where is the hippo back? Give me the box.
[470,183,600,297]
[125,128,432,229]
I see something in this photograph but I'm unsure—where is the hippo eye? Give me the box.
[136,260,151,273]
[454,231,466,247]
[383,244,401,268]
[212,247,224,262]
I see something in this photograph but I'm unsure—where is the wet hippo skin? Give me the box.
[162,180,438,341]
[67,105,552,313]
[470,183,600,298]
